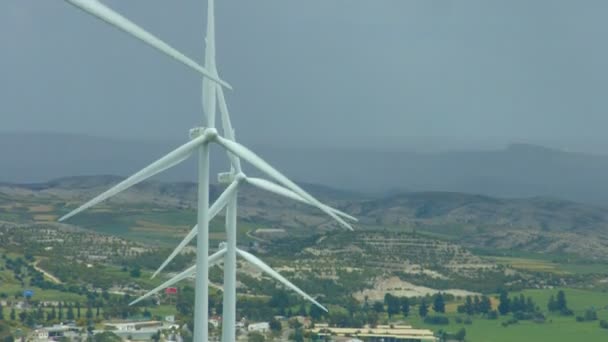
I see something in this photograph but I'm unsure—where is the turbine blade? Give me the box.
[151,180,239,278]
[130,248,226,306]
[245,177,357,222]
[151,226,197,279]
[236,248,327,312]
[64,0,231,89]
[216,86,241,172]
[130,265,195,306]
[214,136,353,230]
[59,133,209,222]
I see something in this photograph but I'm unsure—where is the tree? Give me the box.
[584,309,598,321]
[9,308,15,321]
[130,266,141,278]
[498,290,510,315]
[518,294,526,311]
[76,302,81,319]
[419,300,429,318]
[67,304,75,320]
[433,293,445,313]
[48,307,57,322]
[310,304,325,321]
[366,311,379,327]
[58,302,64,320]
[511,295,521,312]
[297,304,306,317]
[269,318,282,333]
[454,328,466,342]
[329,310,351,327]
[176,286,195,317]
[289,328,304,342]
[464,296,475,315]
[372,301,384,313]
[548,295,557,312]
[479,296,492,314]
[556,291,566,310]
[556,290,571,314]
[400,297,410,317]
[36,306,44,320]
[473,296,481,313]
[25,312,36,328]
[0,303,4,320]
[86,305,93,320]
[269,291,289,309]
[525,297,535,313]
[385,294,400,317]
[93,331,122,342]
[248,331,265,342]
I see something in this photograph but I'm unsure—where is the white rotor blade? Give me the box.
[130,248,226,306]
[64,0,231,90]
[245,177,357,222]
[236,248,327,312]
[216,86,241,172]
[59,133,209,222]
[214,136,353,231]
[151,180,240,278]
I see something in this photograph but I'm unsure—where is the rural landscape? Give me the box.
[3,0,608,341]
[1,175,608,341]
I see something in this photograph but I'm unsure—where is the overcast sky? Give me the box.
[1,0,608,151]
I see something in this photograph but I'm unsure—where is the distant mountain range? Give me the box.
[3,174,608,260]
[2,132,608,204]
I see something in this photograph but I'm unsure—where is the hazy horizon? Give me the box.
[2,1,608,153]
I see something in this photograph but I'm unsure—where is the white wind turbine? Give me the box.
[59,1,356,341]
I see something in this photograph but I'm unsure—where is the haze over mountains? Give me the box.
[2,132,608,205]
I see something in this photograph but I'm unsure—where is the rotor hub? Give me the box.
[189,127,218,140]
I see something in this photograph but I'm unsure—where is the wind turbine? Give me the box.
[60,0,356,341]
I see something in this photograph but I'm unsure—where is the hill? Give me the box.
[355,191,608,261]
[2,175,608,261]
[4,132,608,204]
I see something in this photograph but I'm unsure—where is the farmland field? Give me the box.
[396,288,608,342]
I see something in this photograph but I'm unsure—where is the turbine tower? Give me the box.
[59,1,355,341]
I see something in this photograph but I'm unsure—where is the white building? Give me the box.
[33,329,49,341]
[247,322,270,333]
[209,317,221,328]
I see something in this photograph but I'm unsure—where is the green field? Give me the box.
[399,288,608,342]
[408,314,608,342]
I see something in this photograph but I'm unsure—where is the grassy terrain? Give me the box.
[489,256,568,274]
[0,253,86,302]
[66,208,262,247]
[474,247,608,276]
[399,288,608,342]
[408,314,608,342]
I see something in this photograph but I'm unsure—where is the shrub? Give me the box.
[424,315,450,325]
[513,311,534,321]
[486,310,498,320]
[502,318,518,327]
[585,309,598,321]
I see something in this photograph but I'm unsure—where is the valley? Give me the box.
[1,176,608,341]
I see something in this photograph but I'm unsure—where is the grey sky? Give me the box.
[1,0,608,150]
